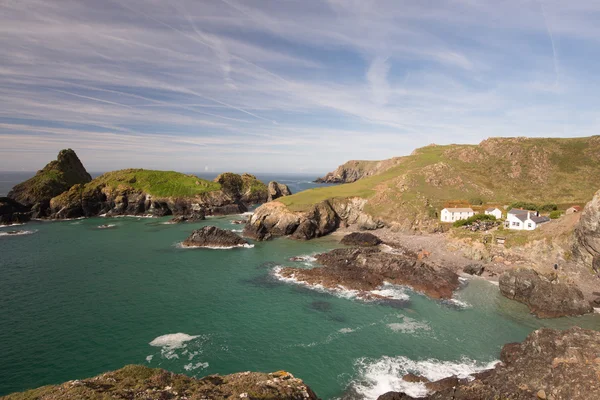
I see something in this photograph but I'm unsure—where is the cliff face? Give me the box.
[573,189,600,272]
[7,149,91,216]
[2,365,318,400]
[244,198,383,241]
[315,158,402,183]
[379,327,600,400]
[267,181,292,201]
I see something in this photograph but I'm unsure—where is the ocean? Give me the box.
[1,173,599,399]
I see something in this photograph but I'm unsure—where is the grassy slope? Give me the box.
[279,136,600,223]
[85,169,221,198]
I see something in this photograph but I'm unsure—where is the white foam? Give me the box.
[387,316,430,334]
[0,229,37,237]
[370,282,410,301]
[0,222,25,227]
[150,333,199,350]
[230,229,243,233]
[350,356,498,399]
[146,355,153,362]
[109,214,155,219]
[443,298,472,309]
[97,224,116,229]
[594,307,600,314]
[184,362,209,371]
[272,266,360,300]
[339,328,355,334]
[176,242,254,250]
[241,211,254,216]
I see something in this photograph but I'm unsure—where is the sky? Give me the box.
[1,0,600,174]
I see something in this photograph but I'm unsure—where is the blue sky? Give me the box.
[1,0,599,173]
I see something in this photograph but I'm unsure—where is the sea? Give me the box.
[1,172,600,399]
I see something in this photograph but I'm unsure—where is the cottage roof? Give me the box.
[531,216,550,224]
[443,208,474,213]
[486,207,498,212]
[508,208,531,215]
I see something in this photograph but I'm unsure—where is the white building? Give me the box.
[440,207,474,223]
[484,207,503,219]
[505,209,550,230]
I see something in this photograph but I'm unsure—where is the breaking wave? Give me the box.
[386,316,431,334]
[0,229,37,237]
[348,355,498,399]
[175,242,255,250]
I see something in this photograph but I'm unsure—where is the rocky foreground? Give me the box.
[279,246,460,299]
[379,327,600,400]
[1,365,317,400]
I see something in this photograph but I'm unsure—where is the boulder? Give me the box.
[182,226,249,248]
[278,247,460,299]
[8,149,91,216]
[267,181,292,201]
[378,327,600,400]
[463,264,485,276]
[340,232,382,246]
[3,364,319,400]
[499,268,592,318]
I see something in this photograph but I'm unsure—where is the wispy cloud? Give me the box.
[1,0,599,173]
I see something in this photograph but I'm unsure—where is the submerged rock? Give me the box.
[279,247,460,299]
[267,181,292,201]
[379,327,600,400]
[182,226,249,248]
[499,267,592,318]
[3,364,318,400]
[168,212,206,224]
[340,232,382,247]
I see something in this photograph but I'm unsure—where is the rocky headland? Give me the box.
[1,365,318,400]
[278,246,460,300]
[182,226,250,248]
[315,158,402,183]
[267,181,292,201]
[378,326,600,400]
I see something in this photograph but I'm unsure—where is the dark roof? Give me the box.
[508,208,529,215]
[485,207,497,212]
[514,213,528,222]
[531,216,550,224]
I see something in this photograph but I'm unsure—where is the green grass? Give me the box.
[278,136,600,223]
[86,169,221,198]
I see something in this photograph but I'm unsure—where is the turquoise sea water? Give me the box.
[1,176,600,399]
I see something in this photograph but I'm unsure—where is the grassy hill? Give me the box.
[279,136,600,225]
[82,169,221,198]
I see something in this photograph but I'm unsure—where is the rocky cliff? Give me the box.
[574,189,600,272]
[267,181,292,201]
[378,327,600,400]
[315,158,402,183]
[0,197,31,225]
[244,197,383,241]
[1,365,318,400]
[7,149,91,217]
[215,172,269,205]
[498,268,592,318]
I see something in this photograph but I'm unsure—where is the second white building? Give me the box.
[440,207,474,223]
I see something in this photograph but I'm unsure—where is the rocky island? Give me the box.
[182,226,250,248]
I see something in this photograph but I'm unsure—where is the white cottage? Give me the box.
[506,209,550,230]
[440,207,474,223]
[484,207,503,219]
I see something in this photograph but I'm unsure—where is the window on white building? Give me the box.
[528,223,532,228]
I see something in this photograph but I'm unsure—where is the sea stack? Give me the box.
[182,226,250,248]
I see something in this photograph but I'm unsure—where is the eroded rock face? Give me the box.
[340,232,382,247]
[574,189,600,272]
[278,247,460,299]
[214,172,269,205]
[7,149,91,217]
[267,181,292,201]
[3,364,318,400]
[244,198,383,241]
[182,226,249,248]
[463,264,484,276]
[0,197,31,225]
[379,327,600,400]
[499,268,592,318]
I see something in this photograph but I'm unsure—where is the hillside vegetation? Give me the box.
[81,169,221,198]
[279,136,600,226]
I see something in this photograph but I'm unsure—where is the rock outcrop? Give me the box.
[340,232,382,247]
[182,226,249,248]
[278,247,460,299]
[7,149,91,217]
[574,189,600,272]
[499,268,592,318]
[315,158,402,183]
[267,181,292,201]
[0,197,31,225]
[2,364,318,400]
[378,327,600,400]
[463,263,484,276]
[168,212,206,224]
[215,172,269,205]
[244,198,383,241]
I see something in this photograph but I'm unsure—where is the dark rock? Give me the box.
[267,181,292,201]
[7,149,91,215]
[3,364,319,399]
[424,375,467,392]
[182,226,249,248]
[463,264,485,276]
[278,247,460,299]
[381,327,600,400]
[378,392,417,400]
[499,267,592,318]
[402,373,430,383]
[0,197,31,225]
[340,232,382,246]
[231,219,247,224]
[168,212,205,224]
